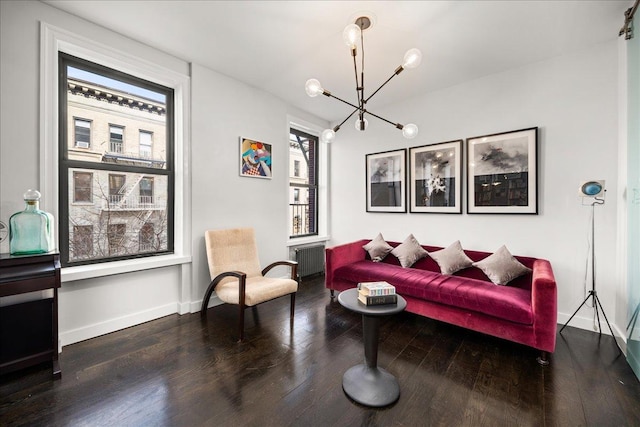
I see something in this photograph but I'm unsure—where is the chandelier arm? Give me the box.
[352,50,360,105]
[364,66,404,104]
[335,107,361,131]
[363,110,403,129]
[324,92,360,110]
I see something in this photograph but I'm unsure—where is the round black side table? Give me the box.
[338,287,407,407]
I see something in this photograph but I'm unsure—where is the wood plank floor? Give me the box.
[2,275,640,426]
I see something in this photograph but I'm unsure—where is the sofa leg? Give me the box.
[330,289,335,298]
[536,351,550,366]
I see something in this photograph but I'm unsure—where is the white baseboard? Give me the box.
[60,302,179,349]
[190,295,222,313]
[557,310,627,354]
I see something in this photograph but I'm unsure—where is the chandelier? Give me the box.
[305,16,422,143]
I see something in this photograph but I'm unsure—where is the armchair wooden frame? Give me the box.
[201,260,298,342]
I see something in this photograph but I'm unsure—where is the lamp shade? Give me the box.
[343,24,361,48]
[579,180,605,197]
[321,128,336,143]
[402,48,422,69]
[305,79,324,97]
[402,123,418,139]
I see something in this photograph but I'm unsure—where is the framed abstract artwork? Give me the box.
[409,140,462,213]
[466,127,538,214]
[240,137,272,179]
[366,149,407,213]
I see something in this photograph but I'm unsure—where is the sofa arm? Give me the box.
[325,239,369,290]
[531,258,558,353]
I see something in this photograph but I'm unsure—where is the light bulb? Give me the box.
[321,128,336,143]
[402,48,422,69]
[305,79,324,97]
[354,117,368,131]
[402,123,418,139]
[343,24,361,48]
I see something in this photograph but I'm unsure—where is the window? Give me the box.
[109,174,126,205]
[140,131,153,159]
[59,53,174,266]
[140,176,154,204]
[74,118,91,148]
[109,125,124,153]
[73,171,92,203]
[139,222,155,252]
[72,225,94,259]
[289,128,318,238]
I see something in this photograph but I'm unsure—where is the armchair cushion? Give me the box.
[215,276,298,306]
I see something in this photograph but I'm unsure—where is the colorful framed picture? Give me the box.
[466,127,538,214]
[409,140,462,213]
[366,149,407,213]
[240,137,272,179]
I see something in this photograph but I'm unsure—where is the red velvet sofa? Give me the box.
[325,239,558,364]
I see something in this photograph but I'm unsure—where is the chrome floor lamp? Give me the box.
[560,181,620,351]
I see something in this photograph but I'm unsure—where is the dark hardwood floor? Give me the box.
[2,275,639,426]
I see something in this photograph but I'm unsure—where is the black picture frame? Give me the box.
[366,149,407,213]
[409,140,463,213]
[466,127,538,214]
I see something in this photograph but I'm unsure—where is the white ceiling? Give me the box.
[44,0,630,123]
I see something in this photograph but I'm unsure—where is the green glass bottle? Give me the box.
[9,189,51,255]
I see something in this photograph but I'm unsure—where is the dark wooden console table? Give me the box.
[0,252,61,378]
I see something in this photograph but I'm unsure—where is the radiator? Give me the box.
[294,245,325,278]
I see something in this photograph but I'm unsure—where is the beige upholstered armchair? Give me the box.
[201,227,298,342]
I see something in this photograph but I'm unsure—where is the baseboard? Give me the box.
[190,295,222,313]
[557,310,626,343]
[60,302,179,348]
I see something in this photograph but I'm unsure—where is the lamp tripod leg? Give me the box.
[560,292,593,333]
[593,293,622,355]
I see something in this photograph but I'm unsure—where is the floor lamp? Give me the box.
[560,181,620,352]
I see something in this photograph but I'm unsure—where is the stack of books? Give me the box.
[357,281,397,306]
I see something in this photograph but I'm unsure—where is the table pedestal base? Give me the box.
[342,364,400,407]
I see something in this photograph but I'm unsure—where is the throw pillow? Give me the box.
[428,240,473,275]
[362,233,393,262]
[391,234,428,268]
[473,245,532,286]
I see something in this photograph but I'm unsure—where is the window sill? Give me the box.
[286,235,330,247]
[62,253,191,283]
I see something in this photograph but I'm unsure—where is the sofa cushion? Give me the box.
[428,240,473,274]
[334,261,533,325]
[391,234,428,267]
[362,233,393,262]
[472,245,532,285]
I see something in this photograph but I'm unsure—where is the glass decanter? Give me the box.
[9,189,52,255]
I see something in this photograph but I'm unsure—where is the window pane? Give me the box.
[73,171,92,202]
[66,168,169,263]
[72,225,94,259]
[74,119,91,148]
[66,66,167,169]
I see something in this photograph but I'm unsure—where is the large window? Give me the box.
[289,128,318,238]
[59,53,174,266]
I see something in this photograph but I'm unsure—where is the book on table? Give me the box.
[357,281,396,296]
[358,293,398,306]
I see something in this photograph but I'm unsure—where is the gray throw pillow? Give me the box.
[391,234,428,268]
[473,245,532,285]
[428,240,473,275]
[363,233,393,262]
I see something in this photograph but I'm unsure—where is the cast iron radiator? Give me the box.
[294,245,325,278]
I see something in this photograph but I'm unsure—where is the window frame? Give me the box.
[72,170,93,203]
[288,127,319,239]
[58,52,175,267]
[109,124,124,153]
[74,117,91,148]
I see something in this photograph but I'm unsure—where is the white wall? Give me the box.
[329,40,622,335]
[190,63,327,310]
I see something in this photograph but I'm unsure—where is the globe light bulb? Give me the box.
[402,48,422,69]
[343,24,361,48]
[354,117,369,131]
[402,123,418,139]
[305,79,324,97]
[321,128,336,143]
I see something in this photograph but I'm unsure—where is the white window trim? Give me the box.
[287,116,330,247]
[40,22,192,283]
